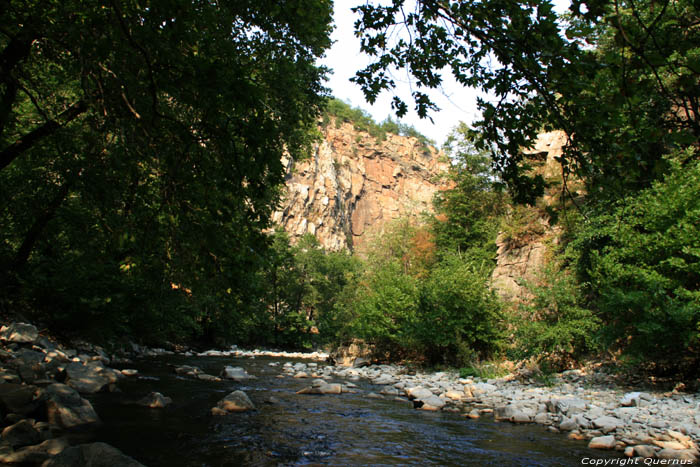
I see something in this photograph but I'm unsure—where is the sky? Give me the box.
[318,3,479,147]
[319,1,571,147]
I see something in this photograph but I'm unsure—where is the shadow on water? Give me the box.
[89,355,624,466]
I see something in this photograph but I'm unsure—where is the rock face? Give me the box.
[273,122,448,251]
[491,131,568,302]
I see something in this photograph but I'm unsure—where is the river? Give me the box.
[88,354,624,466]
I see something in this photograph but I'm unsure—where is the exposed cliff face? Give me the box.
[491,131,567,303]
[272,122,448,251]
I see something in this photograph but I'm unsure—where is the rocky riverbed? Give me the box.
[0,320,697,465]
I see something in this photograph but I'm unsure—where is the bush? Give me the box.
[511,262,601,368]
[573,149,700,363]
[418,253,505,364]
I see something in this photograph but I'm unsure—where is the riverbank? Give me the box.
[0,320,697,465]
[300,360,699,463]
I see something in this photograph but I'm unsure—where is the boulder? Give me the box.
[548,397,587,415]
[121,369,138,377]
[1,419,41,448]
[0,437,69,464]
[64,362,110,394]
[0,383,39,416]
[328,339,375,367]
[42,442,145,467]
[406,387,433,400]
[620,392,642,407]
[419,395,445,411]
[588,435,617,450]
[212,390,255,413]
[136,392,172,408]
[220,366,254,382]
[512,411,532,423]
[43,383,100,429]
[593,416,623,433]
[559,417,578,431]
[0,322,39,344]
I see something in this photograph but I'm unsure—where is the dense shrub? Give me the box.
[573,150,700,363]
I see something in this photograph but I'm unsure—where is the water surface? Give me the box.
[89,355,623,466]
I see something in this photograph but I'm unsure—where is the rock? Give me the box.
[0,383,39,416]
[667,430,691,445]
[297,383,342,395]
[379,386,399,396]
[466,409,480,419]
[43,383,100,429]
[353,358,370,368]
[43,442,145,467]
[0,437,70,464]
[121,369,138,377]
[495,406,518,421]
[213,390,255,413]
[372,374,395,385]
[593,416,623,433]
[654,440,687,451]
[196,373,221,382]
[559,417,578,431]
[406,387,433,400]
[329,340,375,367]
[136,392,172,408]
[294,372,309,379]
[656,449,696,461]
[471,382,497,395]
[0,322,39,343]
[419,395,445,411]
[620,392,642,407]
[64,362,110,393]
[534,413,549,424]
[512,411,532,423]
[624,446,635,457]
[1,419,41,448]
[220,366,255,381]
[633,445,656,458]
[174,365,200,376]
[588,435,617,450]
[549,397,587,415]
[445,390,463,401]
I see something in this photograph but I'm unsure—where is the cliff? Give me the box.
[272,122,449,251]
[491,131,569,303]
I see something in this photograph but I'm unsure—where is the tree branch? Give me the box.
[0,100,87,171]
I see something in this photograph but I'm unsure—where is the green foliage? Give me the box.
[511,262,601,368]
[322,98,434,147]
[418,253,504,362]
[459,361,510,380]
[431,123,505,263]
[572,149,700,362]
[352,0,700,204]
[0,1,333,343]
[349,220,504,364]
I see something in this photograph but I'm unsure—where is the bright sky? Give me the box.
[319,1,570,147]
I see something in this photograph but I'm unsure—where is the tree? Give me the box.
[351,0,699,203]
[431,123,505,262]
[0,1,333,341]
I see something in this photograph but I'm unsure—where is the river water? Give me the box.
[88,355,623,466]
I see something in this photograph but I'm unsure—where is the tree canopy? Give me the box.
[352,0,700,203]
[0,0,332,340]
